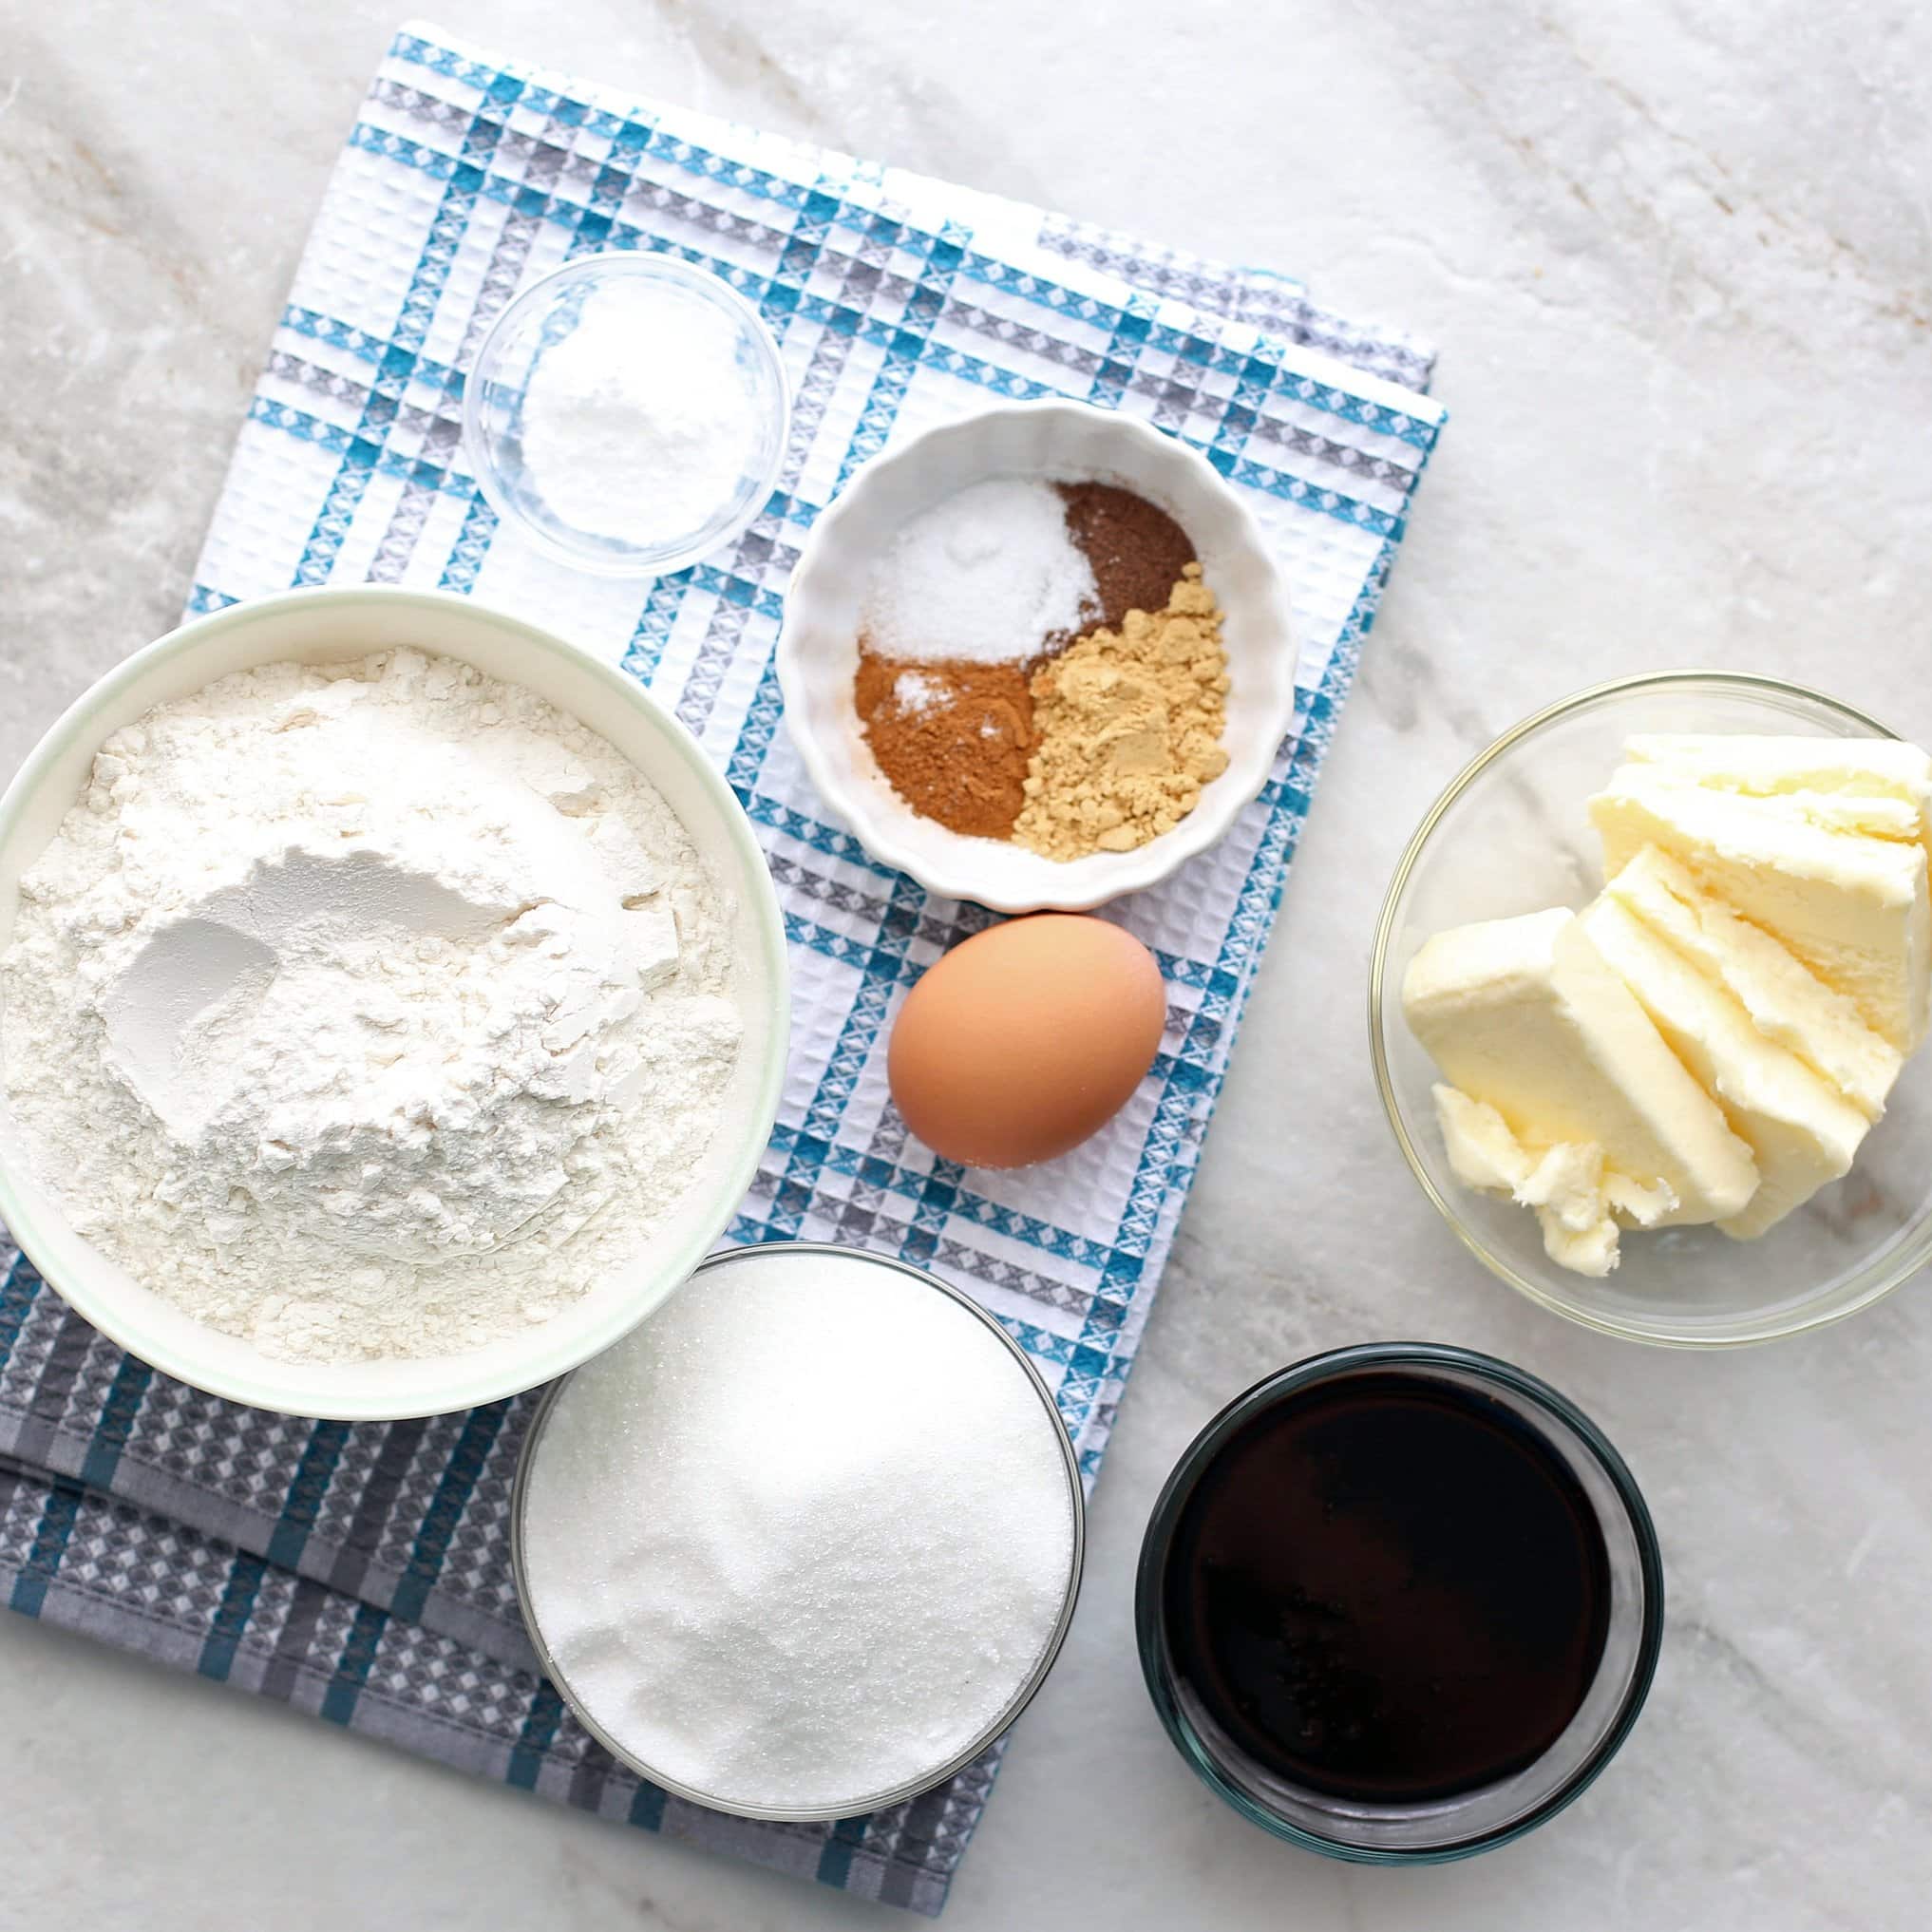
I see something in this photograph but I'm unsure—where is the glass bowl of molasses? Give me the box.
[1136,1343,1664,1863]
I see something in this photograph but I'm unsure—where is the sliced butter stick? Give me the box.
[1602,846,1903,1122]
[1590,770,1931,1052]
[1403,907,1758,1229]
[1621,735,1932,847]
[1579,892,1868,1240]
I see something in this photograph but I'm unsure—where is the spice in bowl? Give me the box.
[853,655,1033,838]
[1015,566,1229,858]
[853,476,1229,859]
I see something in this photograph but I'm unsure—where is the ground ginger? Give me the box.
[1013,566,1230,860]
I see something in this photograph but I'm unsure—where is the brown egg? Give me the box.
[888,914,1167,1168]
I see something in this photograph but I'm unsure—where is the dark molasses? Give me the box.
[1161,1371,1611,1804]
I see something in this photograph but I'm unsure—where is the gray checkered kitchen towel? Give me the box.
[0,19,1444,1915]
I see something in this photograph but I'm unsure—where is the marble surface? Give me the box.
[3,2,1930,1927]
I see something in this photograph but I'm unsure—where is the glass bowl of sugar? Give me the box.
[510,1241,1086,1822]
[463,252,790,577]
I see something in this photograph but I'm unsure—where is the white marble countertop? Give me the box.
[3,2,1930,1926]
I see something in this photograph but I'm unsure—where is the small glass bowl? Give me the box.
[1371,671,1932,1347]
[462,253,789,578]
[1136,1343,1664,1863]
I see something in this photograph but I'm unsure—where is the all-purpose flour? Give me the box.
[0,649,744,1363]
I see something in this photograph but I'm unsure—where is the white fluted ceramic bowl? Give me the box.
[776,401,1297,913]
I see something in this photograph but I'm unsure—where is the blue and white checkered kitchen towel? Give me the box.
[0,20,1444,1915]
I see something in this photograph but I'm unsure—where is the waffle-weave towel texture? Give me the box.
[0,18,1444,1915]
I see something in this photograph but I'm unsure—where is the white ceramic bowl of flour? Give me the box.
[0,588,788,1420]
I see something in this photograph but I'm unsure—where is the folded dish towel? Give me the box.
[0,17,1444,1916]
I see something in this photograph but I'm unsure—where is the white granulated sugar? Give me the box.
[521,281,762,545]
[0,650,744,1364]
[520,1246,1077,1813]
[861,476,1097,663]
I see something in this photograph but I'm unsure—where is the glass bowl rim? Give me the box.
[508,1239,1087,1823]
[1368,668,1918,1349]
[1133,1340,1666,1864]
[460,250,791,578]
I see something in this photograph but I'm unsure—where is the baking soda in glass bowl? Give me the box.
[464,253,790,578]
[512,1241,1085,1819]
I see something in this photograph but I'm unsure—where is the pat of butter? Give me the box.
[1603,846,1902,1122]
[1579,889,1869,1239]
[1622,735,1932,848]
[1591,770,1931,1053]
[1403,907,1759,1229]
[1433,1085,1675,1277]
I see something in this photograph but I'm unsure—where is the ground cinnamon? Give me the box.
[856,656,1034,838]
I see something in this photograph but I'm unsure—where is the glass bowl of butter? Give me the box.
[1371,671,1932,1346]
